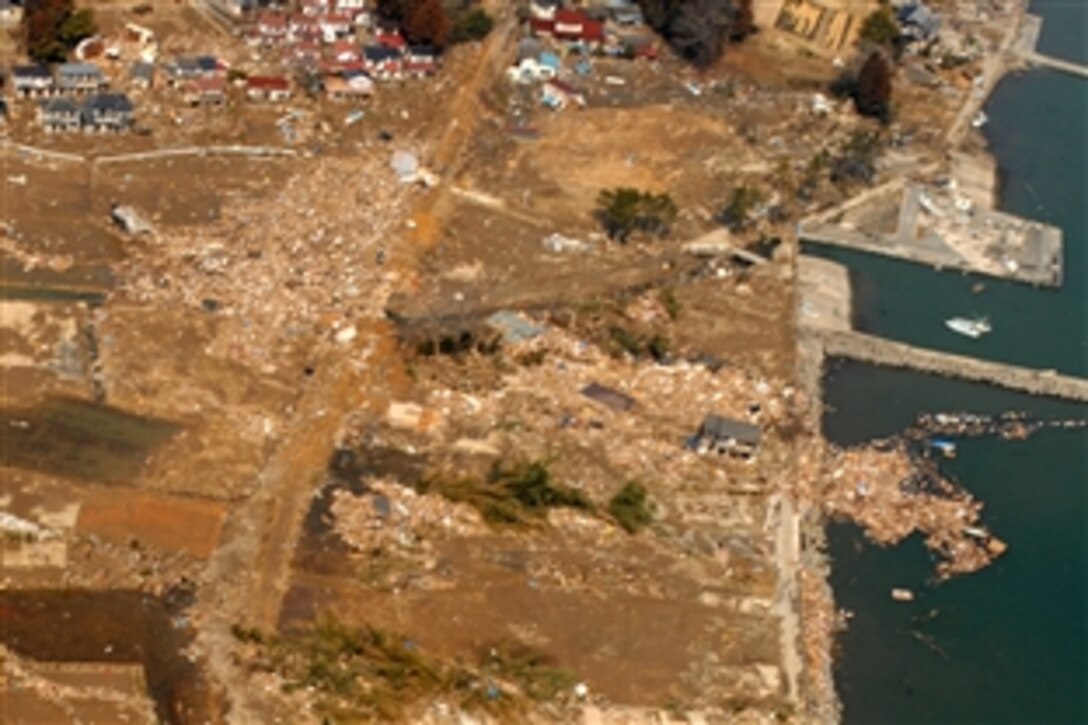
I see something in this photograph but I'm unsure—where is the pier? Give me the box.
[1015,13,1088,80]
[808,328,1088,404]
[1022,52,1088,80]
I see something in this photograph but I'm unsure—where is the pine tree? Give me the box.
[855,51,893,123]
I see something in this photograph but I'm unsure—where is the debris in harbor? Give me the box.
[910,411,1088,442]
[799,439,1008,578]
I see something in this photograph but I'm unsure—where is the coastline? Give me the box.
[794,1,1035,719]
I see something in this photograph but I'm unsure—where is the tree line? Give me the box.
[24,0,97,63]
[635,0,755,68]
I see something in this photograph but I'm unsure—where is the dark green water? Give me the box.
[821,1,1088,721]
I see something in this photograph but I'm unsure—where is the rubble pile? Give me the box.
[330,478,484,555]
[118,154,413,369]
[798,567,842,723]
[405,326,806,500]
[802,440,1006,578]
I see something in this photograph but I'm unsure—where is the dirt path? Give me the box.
[193,10,518,722]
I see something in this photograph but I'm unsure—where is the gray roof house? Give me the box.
[165,55,220,84]
[81,94,135,133]
[12,65,54,97]
[129,61,155,89]
[38,97,82,133]
[689,414,762,458]
[57,62,107,94]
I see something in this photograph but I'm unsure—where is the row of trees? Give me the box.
[25,0,97,63]
[636,0,755,68]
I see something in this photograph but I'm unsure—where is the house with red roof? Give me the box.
[256,11,289,44]
[531,10,606,48]
[318,12,353,40]
[246,75,292,102]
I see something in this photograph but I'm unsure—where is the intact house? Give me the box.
[56,63,107,95]
[328,39,360,63]
[165,56,221,87]
[324,72,374,101]
[81,93,135,133]
[288,39,324,64]
[246,75,292,101]
[255,11,290,45]
[183,76,227,106]
[363,46,404,80]
[12,65,54,98]
[404,45,438,77]
[318,12,353,40]
[335,0,366,13]
[540,79,585,110]
[38,97,81,133]
[531,10,606,51]
[688,414,762,459]
[129,61,155,90]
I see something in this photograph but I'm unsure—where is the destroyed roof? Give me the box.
[581,382,636,411]
[129,61,154,80]
[698,415,761,445]
[485,311,543,343]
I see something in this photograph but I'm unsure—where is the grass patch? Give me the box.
[660,288,682,321]
[608,481,654,533]
[479,642,579,702]
[416,460,593,528]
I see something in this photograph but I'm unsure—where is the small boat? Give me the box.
[891,588,915,602]
[946,316,992,339]
[972,111,989,128]
[930,438,957,458]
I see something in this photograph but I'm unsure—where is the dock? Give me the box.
[1022,52,1088,81]
[799,180,1063,287]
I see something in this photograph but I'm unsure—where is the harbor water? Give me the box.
[820,0,1088,721]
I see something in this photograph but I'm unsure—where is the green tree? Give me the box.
[608,482,654,533]
[720,184,764,230]
[858,8,899,48]
[595,187,678,242]
[854,51,893,123]
[450,8,493,44]
[404,0,450,48]
[57,7,96,47]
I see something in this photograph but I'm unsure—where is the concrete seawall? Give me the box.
[813,328,1088,404]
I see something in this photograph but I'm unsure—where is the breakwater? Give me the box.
[811,328,1088,403]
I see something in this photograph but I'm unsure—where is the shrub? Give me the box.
[608,481,654,533]
[595,187,678,243]
[450,8,494,44]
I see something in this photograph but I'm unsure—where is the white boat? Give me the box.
[971,111,989,128]
[946,316,992,339]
